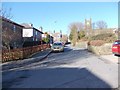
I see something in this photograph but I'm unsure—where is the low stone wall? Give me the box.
[87,43,113,55]
[76,41,88,49]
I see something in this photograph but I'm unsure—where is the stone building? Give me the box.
[84,18,93,36]
[84,18,92,30]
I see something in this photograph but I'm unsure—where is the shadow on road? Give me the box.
[47,48,93,65]
[2,67,113,89]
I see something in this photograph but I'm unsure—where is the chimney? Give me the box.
[39,27,43,31]
[29,23,33,27]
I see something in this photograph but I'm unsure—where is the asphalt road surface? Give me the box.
[2,45,118,89]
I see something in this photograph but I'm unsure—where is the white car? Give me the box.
[51,42,64,52]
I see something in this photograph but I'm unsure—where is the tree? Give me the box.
[68,22,84,46]
[74,22,84,31]
[96,20,107,29]
[69,23,78,46]
[0,5,13,19]
[78,30,85,40]
[42,32,50,44]
[69,22,84,31]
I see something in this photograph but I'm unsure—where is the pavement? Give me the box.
[2,48,52,71]
[72,44,119,64]
[100,54,119,64]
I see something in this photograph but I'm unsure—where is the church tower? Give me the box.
[85,18,92,30]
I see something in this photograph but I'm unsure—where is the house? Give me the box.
[51,31,62,42]
[21,23,43,47]
[1,16,24,50]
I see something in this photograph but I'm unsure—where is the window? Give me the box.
[114,41,120,45]
[13,25,16,32]
[36,38,38,41]
[35,31,38,35]
[33,38,34,41]
[53,43,62,45]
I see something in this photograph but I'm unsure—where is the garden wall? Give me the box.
[87,43,113,55]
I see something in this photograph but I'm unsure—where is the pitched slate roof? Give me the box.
[0,16,24,27]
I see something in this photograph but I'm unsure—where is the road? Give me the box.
[2,45,118,88]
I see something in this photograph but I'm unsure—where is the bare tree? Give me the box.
[0,6,13,19]
[96,20,107,29]
[70,22,84,31]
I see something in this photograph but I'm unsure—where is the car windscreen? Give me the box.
[53,43,62,45]
[114,41,120,45]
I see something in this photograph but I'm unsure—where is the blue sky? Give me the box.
[2,2,118,35]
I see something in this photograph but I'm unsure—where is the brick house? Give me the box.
[1,16,24,50]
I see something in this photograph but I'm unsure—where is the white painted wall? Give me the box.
[23,28,33,37]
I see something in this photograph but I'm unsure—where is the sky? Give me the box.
[2,2,118,35]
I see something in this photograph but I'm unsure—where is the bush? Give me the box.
[88,40,105,46]
[89,33,117,43]
[78,31,85,40]
[90,33,111,40]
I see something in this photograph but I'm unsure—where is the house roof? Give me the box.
[33,27,43,34]
[1,16,24,28]
[1,16,44,34]
[22,23,43,34]
[21,23,33,28]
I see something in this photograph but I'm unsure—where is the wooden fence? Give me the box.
[2,44,50,63]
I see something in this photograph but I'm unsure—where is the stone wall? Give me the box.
[87,43,113,55]
[76,41,88,49]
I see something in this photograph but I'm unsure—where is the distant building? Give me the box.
[84,18,93,36]
[61,34,68,43]
[52,32,61,42]
[1,16,24,49]
[49,30,62,42]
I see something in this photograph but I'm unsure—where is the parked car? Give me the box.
[112,40,120,55]
[51,42,64,52]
